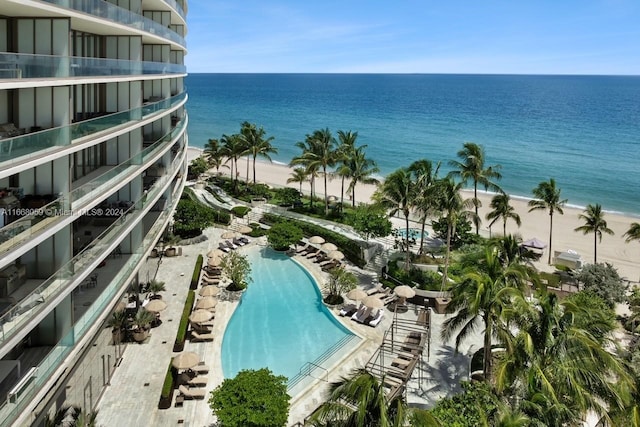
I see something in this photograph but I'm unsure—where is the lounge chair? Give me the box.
[224,240,238,250]
[339,303,357,317]
[218,243,230,253]
[192,363,209,374]
[321,260,341,271]
[305,249,321,259]
[351,306,372,323]
[366,283,385,296]
[383,294,398,305]
[191,330,215,342]
[201,276,220,285]
[187,375,208,387]
[368,309,384,327]
[239,236,251,244]
[178,385,205,399]
[233,237,246,246]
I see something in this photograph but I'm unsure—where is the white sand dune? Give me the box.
[188,147,640,283]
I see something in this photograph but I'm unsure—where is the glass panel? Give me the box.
[0,92,187,166]
[41,0,187,47]
[0,52,185,79]
[163,0,186,22]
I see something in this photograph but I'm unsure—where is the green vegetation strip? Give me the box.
[191,254,204,290]
[174,290,195,351]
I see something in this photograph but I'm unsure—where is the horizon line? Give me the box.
[185,71,640,77]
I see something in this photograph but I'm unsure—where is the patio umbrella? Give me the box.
[238,225,252,234]
[522,237,547,249]
[308,236,325,244]
[189,309,213,324]
[327,250,345,260]
[199,286,220,297]
[145,299,167,313]
[207,249,223,258]
[172,351,200,370]
[321,242,338,252]
[221,231,237,239]
[347,288,367,301]
[362,295,384,309]
[394,285,416,307]
[208,256,221,267]
[195,296,218,310]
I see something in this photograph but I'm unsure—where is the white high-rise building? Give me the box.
[0,1,188,425]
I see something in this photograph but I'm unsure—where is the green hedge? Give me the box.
[173,290,195,352]
[231,205,251,218]
[158,359,176,408]
[260,213,365,267]
[191,255,204,290]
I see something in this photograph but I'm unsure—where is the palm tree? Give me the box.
[434,177,474,289]
[486,193,521,237]
[286,167,308,194]
[240,121,277,185]
[335,130,358,210]
[290,136,321,210]
[449,142,502,234]
[442,247,527,381]
[373,167,415,268]
[496,287,634,426]
[528,178,567,264]
[220,133,247,192]
[574,203,614,263]
[346,145,379,207]
[311,128,338,215]
[307,368,439,427]
[624,222,640,245]
[203,138,228,174]
[408,159,440,254]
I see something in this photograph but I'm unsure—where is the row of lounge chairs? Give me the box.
[218,236,251,252]
[178,363,210,400]
[340,304,385,327]
[294,242,343,271]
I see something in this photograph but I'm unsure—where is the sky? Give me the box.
[185,0,640,75]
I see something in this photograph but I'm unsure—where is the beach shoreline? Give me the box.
[187,147,640,283]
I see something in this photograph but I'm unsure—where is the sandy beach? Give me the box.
[188,147,640,283]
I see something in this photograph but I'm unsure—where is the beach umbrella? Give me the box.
[522,238,547,249]
[238,225,252,234]
[189,309,213,324]
[394,285,416,299]
[199,286,220,297]
[195,296,218,310]
[308,236,325,244]
[145,299,167,313]
[362,295,384,309]
[347,288,367,301]
[221,231,237,239]
[207,248,224,258]
[208,256,221,267]
[321,242,338,252]
[172,351,200,370]
[327,250,345,260]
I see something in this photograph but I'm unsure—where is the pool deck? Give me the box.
[95,225,482,426]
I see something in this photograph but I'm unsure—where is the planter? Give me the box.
[150,248,159,258]
[164,247,177,257]
[397,260,439,272]
[158,391,173,409]
[413,289,452,299]
[435,297,450,314]
[173,340,185,352]
[133,329,149,342]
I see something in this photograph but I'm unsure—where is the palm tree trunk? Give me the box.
[253,155,257,184]
[474,182,479,235]
[323,166,329,216]
[404,213,411,269]
[594,234,597,264]
[483,316,492,381]
[310,176,315,209]
[340,176,345,213]
[419,218,427,255]
[442,222,454,290]
[352,186,356,207]
[503,218,507,237]
[548,213,553,264]
[245,156,250,183]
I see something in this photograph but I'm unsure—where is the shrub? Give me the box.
[191,255,203,290]
[159,360,176,409]
[173,198,217,238]
[231,205,251,218]
[267,222,303,251]
[221,251,252,291]
[260,213,365,267]
[575,262,628,307]
[209,368,290,427]
[174,290,195,351]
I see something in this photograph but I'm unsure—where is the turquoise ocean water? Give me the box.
[186,74,640,215]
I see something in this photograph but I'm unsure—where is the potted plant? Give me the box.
[147,279,166,299]
[220,251,252,292]
[164,233,181,257]
[132,309,154,342]
[324,267,357,306]
[106,310,128,345]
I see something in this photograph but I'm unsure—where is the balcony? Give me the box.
[0,52,186,80]
[0,92,187,171]
[0,118,187,265]
[0,164,184,426]
[0,146,185,354]
[41,0,187,48]
[163,0,187,23]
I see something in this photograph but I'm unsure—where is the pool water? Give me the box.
[395,227,429,240]
[221,247,356,383]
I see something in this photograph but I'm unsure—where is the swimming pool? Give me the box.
[221,247,357,385]
[395,227,429,240]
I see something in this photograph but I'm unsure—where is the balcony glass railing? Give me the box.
[0,52,186,80]
[0,169,183,427]
[0,148,185,352]
[40,0,186,47]
[0,91,187,167]
[0,119,187,258]
[163,0,186,22]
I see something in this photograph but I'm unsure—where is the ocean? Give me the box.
[185,73,640,216]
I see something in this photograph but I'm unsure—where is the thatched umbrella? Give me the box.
[208,256,221,267]
[189,309,213,324]
[308,236,325,244]
[172,351,200,370]
[327,250,345,260]
[221,231,237,239]
[145,299,167,313]
[238,225,252,234]
[321,242,338,252]
[195,297,218,310]
[346,288,367,302]
[199,286,220,297]
[362,295,384,309]
[207,248,224,258]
